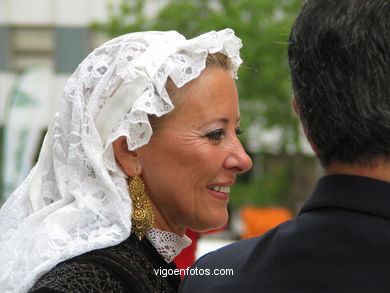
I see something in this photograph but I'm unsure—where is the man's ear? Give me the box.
[292,96,299,116]
[292,96,320,155]
[112,136,142,176]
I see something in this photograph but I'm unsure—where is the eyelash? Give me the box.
[205,127,243,141]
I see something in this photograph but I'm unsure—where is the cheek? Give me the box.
[184,143,224,168]
[140,139,228,229]
[189,194,229,231]
[139,141,198,198]
[168,140,221,173]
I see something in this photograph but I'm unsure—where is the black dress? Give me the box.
[29,233,181,293]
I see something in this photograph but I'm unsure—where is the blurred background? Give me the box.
[0,0,322,257]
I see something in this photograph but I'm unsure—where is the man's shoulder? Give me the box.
[195,236,260,268]
[179,220,295,293]
[195,219,294,269]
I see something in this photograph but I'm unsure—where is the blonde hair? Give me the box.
[150,52,234,129]
[205,52,234,71]
[165,52,233,103]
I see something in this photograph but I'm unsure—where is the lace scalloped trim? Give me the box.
[146,228,192,263]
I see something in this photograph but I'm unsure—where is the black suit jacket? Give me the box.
[180,175,390,293]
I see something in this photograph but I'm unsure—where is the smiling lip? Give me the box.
[207,183,233,200]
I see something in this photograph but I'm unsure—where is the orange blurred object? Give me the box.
[241,206,293,239]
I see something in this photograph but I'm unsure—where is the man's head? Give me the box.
[289,0,390,167]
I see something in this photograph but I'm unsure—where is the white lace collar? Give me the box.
[146,228,192,263]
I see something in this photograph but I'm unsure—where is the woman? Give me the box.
[0,29,252,293]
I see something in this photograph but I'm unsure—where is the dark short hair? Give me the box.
[288,0,390,167]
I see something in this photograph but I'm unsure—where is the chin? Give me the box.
[192,211,228,232]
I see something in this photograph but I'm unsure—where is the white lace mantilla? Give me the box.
[146,228,192,263]
[0,29,242,293]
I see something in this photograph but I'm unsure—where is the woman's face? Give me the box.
[137,67,252,234]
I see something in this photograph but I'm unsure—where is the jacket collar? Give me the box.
[299,174,390,219]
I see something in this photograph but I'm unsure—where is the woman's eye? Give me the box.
[205,129,225,141]
[235,127,243,136]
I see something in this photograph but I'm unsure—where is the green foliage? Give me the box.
[230,154,292,208]
[92,0,303,150]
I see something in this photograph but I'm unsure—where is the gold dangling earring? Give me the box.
[129,174,154,240]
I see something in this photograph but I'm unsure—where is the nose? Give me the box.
[223,137,253,174]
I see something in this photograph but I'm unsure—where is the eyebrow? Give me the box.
[215,117,241,124]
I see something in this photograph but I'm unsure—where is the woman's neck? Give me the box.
[148,199,186,237]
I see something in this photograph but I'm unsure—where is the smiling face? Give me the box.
[136,67,252,235]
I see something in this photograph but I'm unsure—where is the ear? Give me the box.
[292,96,320,155]
[112,136,142,176]
[292,96,299,116]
